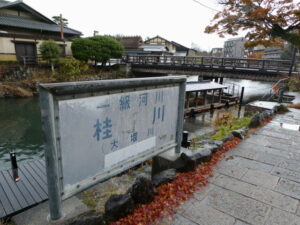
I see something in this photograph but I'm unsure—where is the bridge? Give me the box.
[124,55,297,82]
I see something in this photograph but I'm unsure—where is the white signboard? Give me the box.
[39,77,186,220]
[58,87,179,190]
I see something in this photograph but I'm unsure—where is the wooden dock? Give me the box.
[0,159,47,218]
[184,101,237,117]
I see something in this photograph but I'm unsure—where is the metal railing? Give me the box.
[261,78,289,101]
[223,82,241,97]
[20,56,42,66]
[124,55,293,73]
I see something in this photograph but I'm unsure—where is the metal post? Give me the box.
[195,91,199,107]
[278,88,284,103]
[175,80,186,154]
[212,90,215,103]
[39,88,63,221]
[239,87,245,110]
[203,90,207,105]
[289,46,297,76]
[181,131,190,148]
[219,77,224,84]
[186,92,190,109]
[10,151,20,182]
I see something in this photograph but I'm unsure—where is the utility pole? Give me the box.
[60,14,64,40]
[288,46,298,77]
[288,29,299,77]
[93,30,99,36]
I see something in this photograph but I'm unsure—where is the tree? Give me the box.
[89,36,124,66]
[71,36,124,66]
[52,16,68,27]
[39,40,61,72]
[71,38,94,62]
[205,0,300,48]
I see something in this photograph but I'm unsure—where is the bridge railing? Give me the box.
[125,55,292,72]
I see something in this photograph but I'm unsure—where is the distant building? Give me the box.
[187,49,199,57]
[119,36,143,55]
[211,48,223,57]
[171,41,190,56]
[247,45,284,59]
[138,44,170,55]
[262,47,282,59]
[0,0,81,63]
[144,36,176,54]
[223,37,246,58]
[144,35,196,56]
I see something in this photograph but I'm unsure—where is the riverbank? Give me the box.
[0,66,128,98]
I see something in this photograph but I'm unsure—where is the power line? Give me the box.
[191,0,220,12]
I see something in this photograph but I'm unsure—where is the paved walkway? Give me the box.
[169,108,300,225]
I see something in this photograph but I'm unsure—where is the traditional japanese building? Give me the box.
[144,35,197,56]
[0,0,81,63]
[119,36,144,55]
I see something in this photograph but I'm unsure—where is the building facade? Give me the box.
[0,0,81,63]
[223,37,246,58]
[144,36,197,56]
[144,36,176,54]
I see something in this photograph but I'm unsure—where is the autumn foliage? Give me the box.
[110,138,241,225]
[205,0,300,48]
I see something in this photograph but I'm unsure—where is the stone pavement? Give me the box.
[168,108,300,225]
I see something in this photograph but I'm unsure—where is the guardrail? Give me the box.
[124,55,293,73]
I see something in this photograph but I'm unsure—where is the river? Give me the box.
[0,97,44,171]
[0,78,299,171]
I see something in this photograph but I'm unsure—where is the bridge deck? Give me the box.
[126,55,296,79]
[0,159,47,218]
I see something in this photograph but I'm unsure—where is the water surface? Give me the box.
[0,98,44,171]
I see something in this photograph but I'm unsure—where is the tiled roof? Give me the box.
[171,41,189,52]
[0,14,81,35]
[0,0,19,8]
[145,35,173,45]
[119,36,143,49]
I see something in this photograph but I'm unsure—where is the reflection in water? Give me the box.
[0,98,44,171]
[184,105,245,139]
[223,78,273,103]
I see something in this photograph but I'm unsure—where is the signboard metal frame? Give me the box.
[39,76,186,221]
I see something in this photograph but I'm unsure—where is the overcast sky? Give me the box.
[25,0,237,51]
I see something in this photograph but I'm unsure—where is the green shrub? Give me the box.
[71,35,124,66]
[39,40,61,72]
[79,61,89,72]
[59,57,81,76]
[277,104,289,113]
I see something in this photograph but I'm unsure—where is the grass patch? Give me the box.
[189,144,204,151]
[277,104,289,113]
[211,117,251,141]
[82,190,117,210]
[191,132,212,143]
